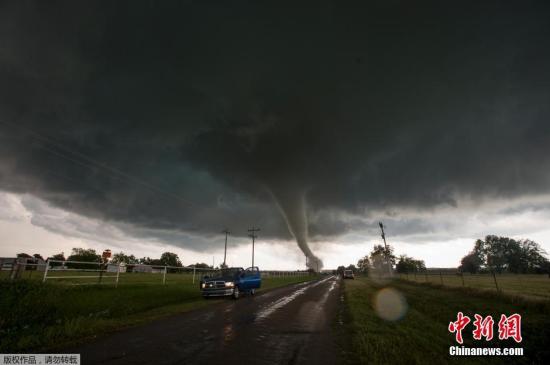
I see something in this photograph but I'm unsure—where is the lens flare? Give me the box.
[373,287,408,321]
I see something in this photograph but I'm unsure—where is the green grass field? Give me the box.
[0,269,310,286]
[397,273,550,300]
[0,274,316,352]
[341,277,550,365]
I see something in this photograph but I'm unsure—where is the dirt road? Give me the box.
[66,275,343,365]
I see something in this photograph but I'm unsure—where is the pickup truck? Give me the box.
[200,267,261,299]
[343,269,355,279]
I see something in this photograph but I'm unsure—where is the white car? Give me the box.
[343,270,355,279]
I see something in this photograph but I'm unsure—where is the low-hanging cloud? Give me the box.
[1,1,550,261]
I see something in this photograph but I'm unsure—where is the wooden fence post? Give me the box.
[115,263,121,288]
[42,259,50,283]
[492,271,500,292]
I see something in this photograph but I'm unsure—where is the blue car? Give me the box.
[200,267,261,299]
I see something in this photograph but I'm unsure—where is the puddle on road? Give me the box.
[254,276,334,322]
[338,294,345,326]
[222,322,235,344]
[296,279,339,332]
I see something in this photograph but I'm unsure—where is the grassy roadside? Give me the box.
[397,273,550,300]
[341,277,550,365]
[0,275,315,352]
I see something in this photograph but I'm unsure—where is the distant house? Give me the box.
[0,257,15,271]
[0,257,46,271]
[131,264,153,273]
[107,263,127,273]
[34,258,46,271]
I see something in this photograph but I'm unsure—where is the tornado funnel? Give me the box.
[268,185,323,271]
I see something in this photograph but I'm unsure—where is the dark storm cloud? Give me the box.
[1,0,550,256]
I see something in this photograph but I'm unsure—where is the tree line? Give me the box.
[16,248,214,271]
[339,235,548,276]
[338,244,426,275]
[459,235,549,274]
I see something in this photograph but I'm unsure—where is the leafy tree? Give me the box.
[370,244,396,273]
[50,253,65,260]
[346,264,357,272]
[518,239,548,273]
[33,254,44,261]
[111,252,138,264]
[357,256,370,275]
[138,257,162,265]
[459,239,485,273]
[460,235,549,274]
[66,248,101,269]
[396,255,426,273]
[160,252,182,268]
[336,266,346,275]
[47,252,66,267]
[16,253,32,258]
[395,255,410,273]
[67,248,101,262]
[484,235,511,273]
[459,252,483,273]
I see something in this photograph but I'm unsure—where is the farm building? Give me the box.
[131,264,153,273]
[0,257,15,271]
[106,263,127,273]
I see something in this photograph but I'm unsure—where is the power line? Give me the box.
[379,222,392,276]
[248,227,260,268]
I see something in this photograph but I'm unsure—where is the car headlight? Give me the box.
[225,282,234,288]
[201,283,205,289]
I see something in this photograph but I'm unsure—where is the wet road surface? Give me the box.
[66,275,342,365]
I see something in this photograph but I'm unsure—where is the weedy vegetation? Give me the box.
[341,277,550,365]
[398,273,550,300]
[0,275,314,351]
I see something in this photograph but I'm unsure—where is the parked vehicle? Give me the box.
[200,267,261,299]
[343,269,355,279]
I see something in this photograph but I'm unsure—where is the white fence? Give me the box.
[1,258,312,287]
[261,270,312,278]
[41,260,225,287]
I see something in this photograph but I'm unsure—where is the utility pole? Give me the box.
[379,222,392,276]
[222,229,230,267]
[248,227,260,268]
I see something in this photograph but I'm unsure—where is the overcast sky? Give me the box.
[1,1,549,269]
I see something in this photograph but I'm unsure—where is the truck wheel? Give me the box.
[232,287,240,299]
[250,289,255,295]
